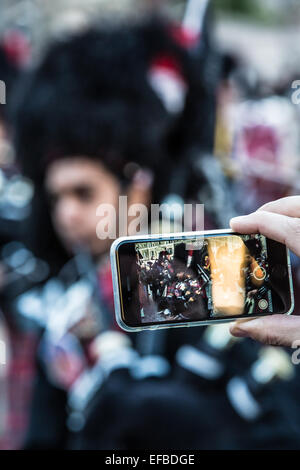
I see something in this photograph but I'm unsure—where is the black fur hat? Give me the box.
[12,18,215,192]
[11,17,217,270]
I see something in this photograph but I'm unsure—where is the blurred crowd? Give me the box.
[1,0,300,450]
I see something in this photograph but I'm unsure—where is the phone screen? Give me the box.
[115,233,293,329]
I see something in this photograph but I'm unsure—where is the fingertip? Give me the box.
[229,216,241,228]
[229,216,247,232]
[229,321,249,338]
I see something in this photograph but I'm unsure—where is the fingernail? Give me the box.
[230,322,250,338]
[230,216,246,224]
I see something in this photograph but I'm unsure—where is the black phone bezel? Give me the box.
[115,232,293,329]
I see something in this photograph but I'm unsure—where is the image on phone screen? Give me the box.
[115,233,293,329]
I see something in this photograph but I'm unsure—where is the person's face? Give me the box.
[45,157,120,257]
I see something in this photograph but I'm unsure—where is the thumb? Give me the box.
[230,210,300,257]
[230,315,300,347]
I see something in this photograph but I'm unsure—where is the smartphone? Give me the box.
[110,229,294,332]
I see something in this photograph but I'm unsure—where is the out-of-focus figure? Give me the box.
[11,14,232,449]
[0,34,41,450]
[2,0,300,451]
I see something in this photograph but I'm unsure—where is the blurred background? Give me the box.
[1,0,300,451]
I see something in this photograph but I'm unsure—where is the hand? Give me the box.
[230,196,300,257]
[229,315,300,347]
[229,196,300,347]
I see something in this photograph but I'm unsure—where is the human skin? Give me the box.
[45,157,152,258]
[229,196,300,347]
